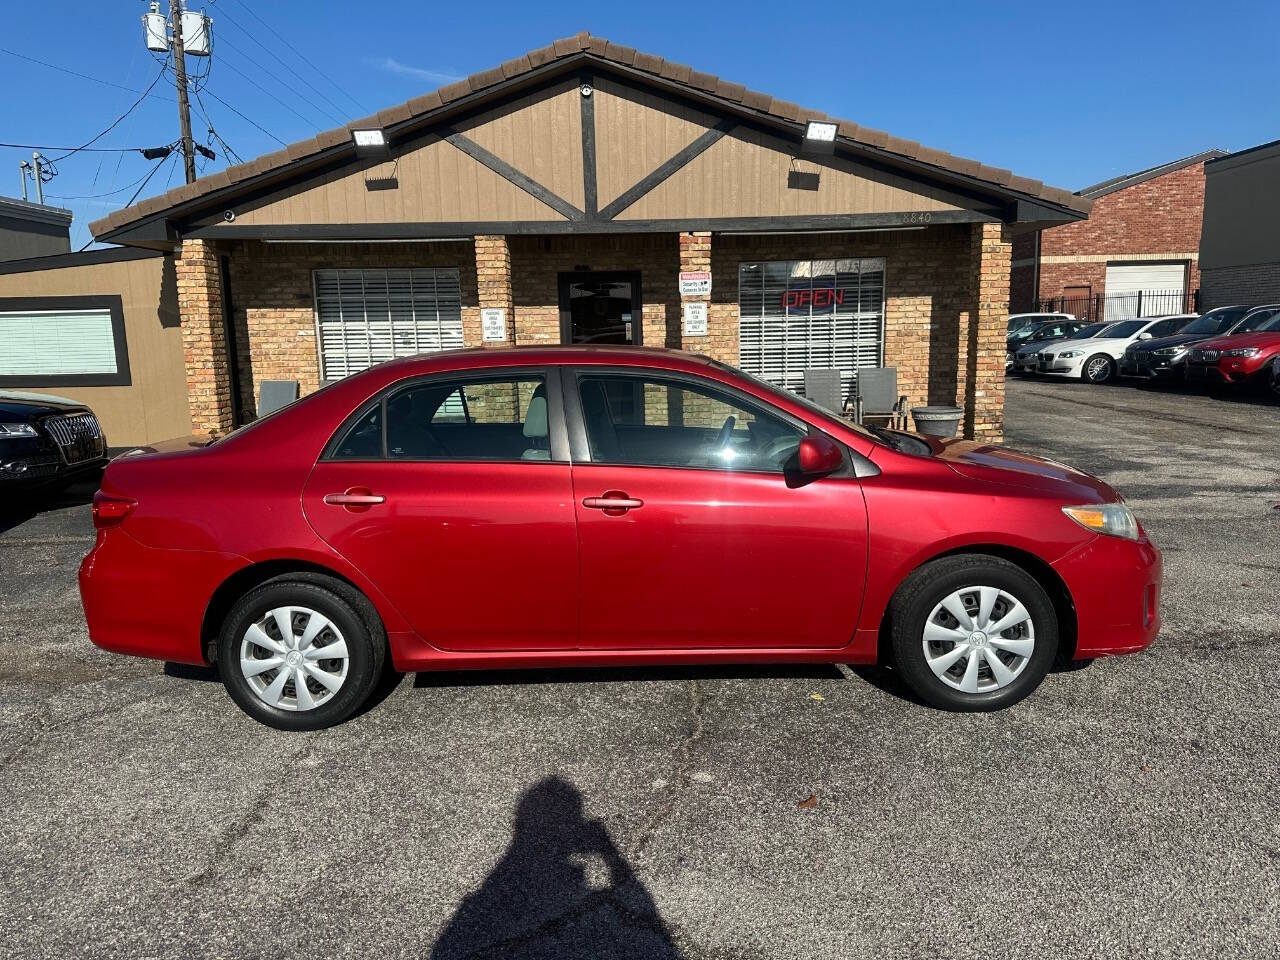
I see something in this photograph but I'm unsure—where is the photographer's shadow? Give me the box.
[431,776,682,959]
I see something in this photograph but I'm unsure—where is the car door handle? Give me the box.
[582,493,643,512]
[323,491,385,507]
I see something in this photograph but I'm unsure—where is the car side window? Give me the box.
[387,376,550,461]
[332,405,382,459]
[577,374,804,473]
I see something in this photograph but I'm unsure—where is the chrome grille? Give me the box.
[44,413,105,464]
[1190,349,1219,363]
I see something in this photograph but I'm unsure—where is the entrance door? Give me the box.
[559,271,642,345]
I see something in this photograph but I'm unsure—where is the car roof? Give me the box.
[373,344,721,376]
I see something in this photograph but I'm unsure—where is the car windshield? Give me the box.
[1237,308,1280,332]
[1104,320,1145,339]
[1257,312,1280,332]
[1182,308,1246,335]
[1067,322,1110,339]
[1009,323,1044,340]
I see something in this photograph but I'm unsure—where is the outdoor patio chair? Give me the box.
[802,368,844,413]
[258,380,300,417]
[845,367,908,430]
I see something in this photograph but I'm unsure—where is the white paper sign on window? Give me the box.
[481,308,507,342]
[682,301,708,336]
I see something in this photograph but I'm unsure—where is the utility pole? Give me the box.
[170,0,197,184]
[31,153,45,204]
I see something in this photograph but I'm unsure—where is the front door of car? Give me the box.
[302,369,579,652]
[566,370,868,650]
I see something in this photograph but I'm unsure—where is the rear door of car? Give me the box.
[562,365,868,650]
[302,366,580,652]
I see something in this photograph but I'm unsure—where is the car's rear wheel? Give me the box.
[1082,354,1115,384]
[888,555,1058,711]
[218,578,384,730]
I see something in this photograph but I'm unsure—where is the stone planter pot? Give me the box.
[911,405,964,438]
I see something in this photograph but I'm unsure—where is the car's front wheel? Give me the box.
[1082,354,1115,384]
[888,555,1058,711]
[218,577,385,730]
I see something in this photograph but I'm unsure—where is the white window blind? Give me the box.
[313,268,463,381]
[739,258,885,398]
[0,309,117,376]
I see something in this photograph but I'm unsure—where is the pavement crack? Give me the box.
[0,684,169,773]
[630,678,706,863]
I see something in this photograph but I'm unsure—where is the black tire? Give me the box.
[217,576,386,730]
[887,554,1058,712]
[1082,354,1115,384]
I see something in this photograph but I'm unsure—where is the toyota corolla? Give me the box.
[80,348,1162,729]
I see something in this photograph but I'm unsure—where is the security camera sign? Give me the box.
[679,271,712,297]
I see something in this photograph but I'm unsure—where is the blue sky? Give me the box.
[2,0,1275,249]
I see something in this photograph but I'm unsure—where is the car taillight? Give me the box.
[92,491,137,529]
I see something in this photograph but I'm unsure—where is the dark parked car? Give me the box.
[1006,318,1090,370]
[1119,305,1251,380]
[0,392,108,493]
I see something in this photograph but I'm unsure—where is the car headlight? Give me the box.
[1062,503,1140,540]
[1058,350,1083,359]
[0,423,38,438]
[1153,346,1187,357]
[1223,347,1260,357]
[1006,352,1013,362]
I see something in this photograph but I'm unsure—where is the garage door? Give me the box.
[1104,262,1187,322]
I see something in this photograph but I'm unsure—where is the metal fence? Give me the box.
[1035,288,1199,324]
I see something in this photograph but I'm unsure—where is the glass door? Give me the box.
[558,271,642,346]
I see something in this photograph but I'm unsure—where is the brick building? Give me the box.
[1010,150,1223,323]
[83,32,1089,442]
[1198,139,1280,308]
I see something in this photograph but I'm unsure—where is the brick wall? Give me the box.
[176,238,233,435]
[964,223,1012,442]
[1011,161,1210,310]
[225,239,478,417]
[1201,262,1280,309]
[475,235,513,348]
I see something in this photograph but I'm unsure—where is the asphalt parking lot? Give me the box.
[1,377,1277,960]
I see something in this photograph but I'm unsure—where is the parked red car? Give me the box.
[80,347,1161,729]
[1185,305,1280,388]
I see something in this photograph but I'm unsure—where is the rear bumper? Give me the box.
[79,528,245,665]
[1052,533,1162,658]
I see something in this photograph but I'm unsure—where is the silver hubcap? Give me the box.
[1087,357,1109,380]
[922,586,1035,694]
[240,606,349,712]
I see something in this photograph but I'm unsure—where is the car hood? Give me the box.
[920,437,1118,502]
[1192,332,1280,352]
[1042,336,1126,356]
[1127,332,1216,353]
[0,392,91,419]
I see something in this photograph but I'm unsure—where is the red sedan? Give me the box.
[80,347,1161,729]
[1185,305,1280,388]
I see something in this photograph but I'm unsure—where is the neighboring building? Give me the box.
[0,196,72,262]
[88,32,1090,442]
[1010,150,1223,322]
[0,247,189,446]
[1199,139,1280,308]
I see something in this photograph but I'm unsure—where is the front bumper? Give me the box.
[1052,532,1162,659]
[1120,352,1184,379]
[0,449,107,489]
[1185,359,1265,384]
[1036,354,1086,377]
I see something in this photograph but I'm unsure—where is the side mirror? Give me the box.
[797,435,843,477]
[1137,332,1153,340]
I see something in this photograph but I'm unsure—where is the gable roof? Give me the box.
[91,31,1090,242]
[1077,149,1226,199]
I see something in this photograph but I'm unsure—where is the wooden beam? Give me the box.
[599,118,737,220]
[580,73,598,218]
[440,127,585,221]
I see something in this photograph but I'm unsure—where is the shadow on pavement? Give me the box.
[431,776,682,959]
[0,478,98,536]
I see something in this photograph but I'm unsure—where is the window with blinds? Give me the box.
[313,268,464,381]
[0,308,118,376]
[738,258,886,398]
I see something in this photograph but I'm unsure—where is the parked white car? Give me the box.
[1012,321,1115,373]
[1035,314,1196,383]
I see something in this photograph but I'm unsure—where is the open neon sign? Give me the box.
[783,288,848,310]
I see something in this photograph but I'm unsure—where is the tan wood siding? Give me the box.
[593,75,722,209]
[219,134,570,227]
[618,125,969,221]
[455,79,585,210]
[0,256,189,445]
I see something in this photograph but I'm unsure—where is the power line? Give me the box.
[215,34,346,127]
[48,164,173,200]
[207,1,353,123]
[0,142,158,154]
[49,63,170,162]
[0,45,175,103]
[220,0,368,116]
[199,87,288,147]
[122,152,179,209]
[192,88,244,164]
[210,55,324,129]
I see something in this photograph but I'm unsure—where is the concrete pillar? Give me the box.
[474,235,513,348]
[963,222,1012,442]
[678,231,711,353]
[176,239,235,436]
